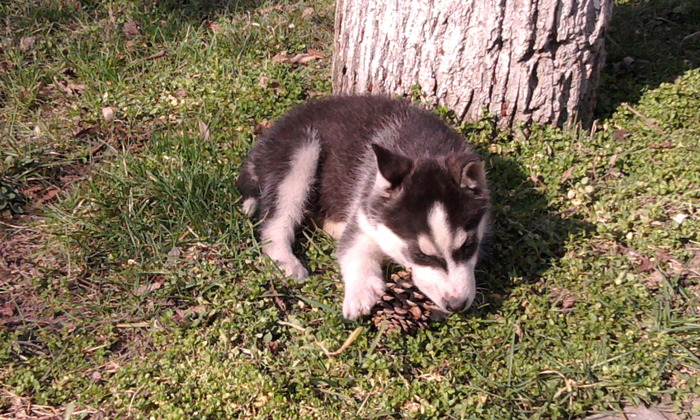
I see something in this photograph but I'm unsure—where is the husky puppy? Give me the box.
[236,95,490,320]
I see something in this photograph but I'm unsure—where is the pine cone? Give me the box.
[371,270,447,334]
[0,181,27,216]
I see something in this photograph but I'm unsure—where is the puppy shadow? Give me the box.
[468,153,594,318]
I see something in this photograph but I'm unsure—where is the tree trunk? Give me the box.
[332,0,612,129]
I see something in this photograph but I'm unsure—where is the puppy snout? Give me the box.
[446,296,472,313]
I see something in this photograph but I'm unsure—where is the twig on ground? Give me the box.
[278,321,364,356]
[621,102,667,135]
[682,31,700,42]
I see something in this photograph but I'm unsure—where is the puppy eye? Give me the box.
[411,250,447,270]
[413,251,429,260]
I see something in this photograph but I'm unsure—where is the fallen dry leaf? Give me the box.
[645,271,664,289]
[253,120,271,135]
[198,119,211,142]
[0,266,11,283]
[90,371,103,383]
[307,49,325,58]
[58,67,77,77]
[613,129,630,142]
[306,91,324,98]
[37,187,60,205]
[123,19,140,38]
[207,21,225,33]
[52,77,85,96]
[550,287,576,311]
[258,75,286,93]
[21,185,44,199]
[301,7,315,19]
[514,323,523,339]
[607,155,619,175]
[146,50,167,60]
[103,361,121,373]
[635,255,654,272]
[72,125,99,139]
[272,51,289,63]
[102,106,115,122]
[0,302,15,317]
[134,278,165,296]
[265,341,281,353]
[124,39,137,52]
[272,48,326,64]
[289,52,319,65]
[259,4,285,13]
[529,173,546,187]
[20,36,37,52]
[648,140,673,149]
[65,82,86,96]
[561,295,576,309]
[560,167,575,183]
[268,80,285,95]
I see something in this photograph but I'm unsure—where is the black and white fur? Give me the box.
[236,95,490,320]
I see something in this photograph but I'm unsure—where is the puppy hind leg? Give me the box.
[236,159,261,217]
[260,134,321,281]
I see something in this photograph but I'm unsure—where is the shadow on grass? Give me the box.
[469,152,594,318]
[154,0,265,19]
[596,0,700,118]
[7,0,265,29]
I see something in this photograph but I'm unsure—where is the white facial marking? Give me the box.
[412,258,477,312]
[409,202,480,312]
[356,202,485,313]
[427,203,452,256]
[417,234,438,257]
[260,134,321,280]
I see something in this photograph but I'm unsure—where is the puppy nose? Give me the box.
[446,297,471,313]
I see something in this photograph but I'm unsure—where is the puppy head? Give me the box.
[364,145,490,312]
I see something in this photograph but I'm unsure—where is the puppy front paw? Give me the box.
[342,276,385,320]
[279,258,308,281]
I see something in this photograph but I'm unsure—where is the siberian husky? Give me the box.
[236,95,490,320]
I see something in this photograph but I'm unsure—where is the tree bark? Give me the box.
[332,0,612,129]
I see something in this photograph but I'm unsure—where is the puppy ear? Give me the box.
[448,155,486,192]
[372,144,413,190]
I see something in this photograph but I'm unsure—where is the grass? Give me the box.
[1,0,699,418]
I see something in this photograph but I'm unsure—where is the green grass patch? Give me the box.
[1,0,699,418]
